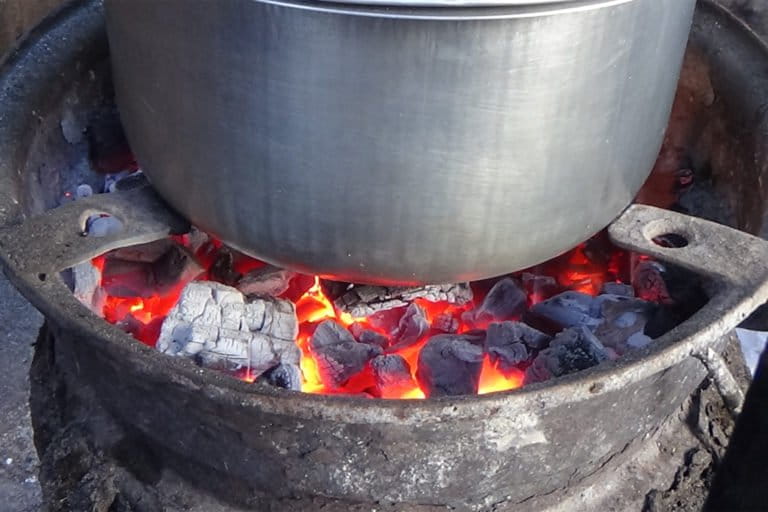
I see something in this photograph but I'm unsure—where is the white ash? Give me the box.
[371,354,417,398]
[471,278,527,323]
[334,283,473,318]
[486,321,551,370]
[525,326,610,384]
[416,334,484,397]
[73,261,105,313]
[390,303,430,350]
[76,184,93,199]
[592,296,654,354]
[157,282,300,377]
[310,320,383,388]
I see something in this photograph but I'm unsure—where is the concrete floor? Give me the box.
[0,278,42,512]
[0,1,766,511]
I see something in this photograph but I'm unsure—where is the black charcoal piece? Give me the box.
[486,321,550,371]
[237,267,294,297]
[416,334,484,397]
[521,273,559,298]
[153,243,204,290]
[109,239,175,263]
[310,320,383,388]
[632,261,671,303]
[261,363,302,391]
[358,329,390,349]
[525,326,609,384]
[371,355,418,398]
[390,303,430,350]
[528,291,600,330]
[600,282,635,297]
[474,278,527,322]
[209,248,240,286]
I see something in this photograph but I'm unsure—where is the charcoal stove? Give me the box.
[1,0,768,510]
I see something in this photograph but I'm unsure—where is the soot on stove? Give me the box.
[66,171,705,399]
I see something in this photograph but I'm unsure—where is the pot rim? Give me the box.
[239,0,634,20]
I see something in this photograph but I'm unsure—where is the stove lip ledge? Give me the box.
[1,0,768,423]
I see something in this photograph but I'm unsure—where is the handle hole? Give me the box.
[83,213,124,238]
[652,233,689,249]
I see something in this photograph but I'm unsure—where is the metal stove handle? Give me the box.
[609,204,768,414]
[0,185,189,278]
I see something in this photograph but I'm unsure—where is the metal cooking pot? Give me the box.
[105,0,697,285]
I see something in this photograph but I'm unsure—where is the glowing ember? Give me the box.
[87,233,653,399]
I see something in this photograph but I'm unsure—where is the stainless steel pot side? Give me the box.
[105,0,697,285]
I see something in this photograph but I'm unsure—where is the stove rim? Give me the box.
[0,0,766,423]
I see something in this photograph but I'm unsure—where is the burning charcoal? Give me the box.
[593,297,654,355]
[486,338,528,372]
[390,303,430,350]
[360,330,390,349]
[632,261,671,303]
[432,312,459,334]
[281,274,316,302]
[486,321,551,363]
[416,334,484,397]
[72,261,105,313]
[109,239,175,263]
[521,273,559,300]
[319,279,352,302]
[365,307,408,334]
[335,283,472,318]
[348,323,390,349]
[209,247,240,286]
[600,282,635,297]
[260,363,302,391]
[153,244,204,290]
[237,267,295,298]
[527,291,600,332]
[310,320,383,389]
[473,278,527,323]
[101,259,153,298]
[371,355,418,399]
[157,282,300,377]
[525,326,609,384]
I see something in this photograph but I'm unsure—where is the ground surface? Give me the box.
[0,1,767,511]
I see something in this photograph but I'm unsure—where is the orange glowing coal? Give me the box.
[91,235,633,399]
